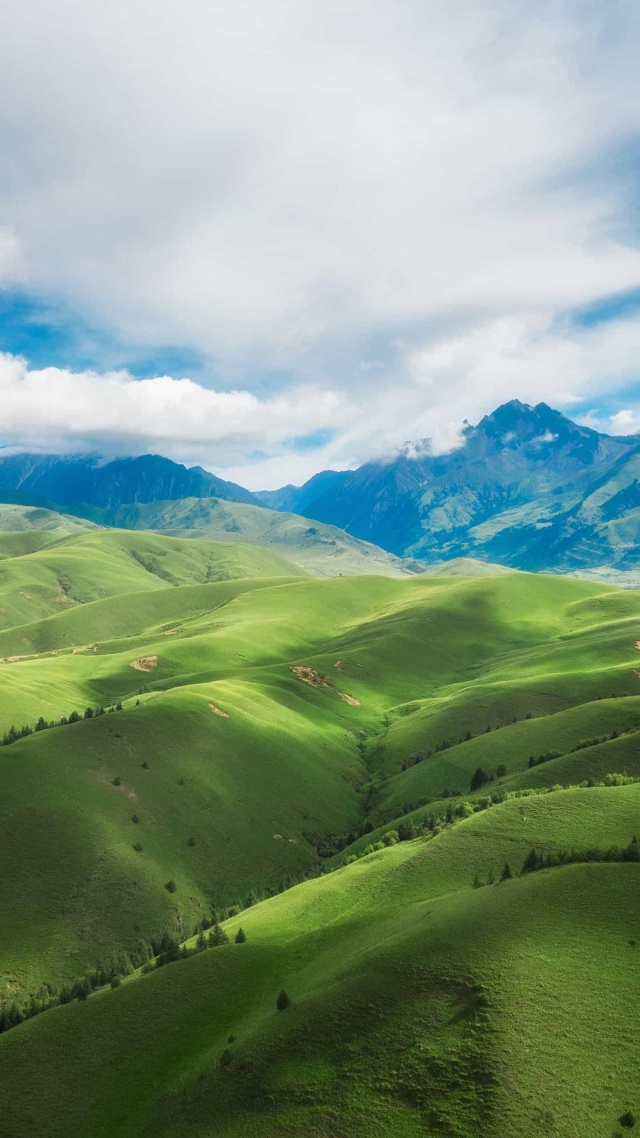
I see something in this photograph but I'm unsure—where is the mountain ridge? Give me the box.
[0,451,262,510]
[259,400,640,570]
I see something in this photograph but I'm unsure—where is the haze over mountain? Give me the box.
[258,400,640,571]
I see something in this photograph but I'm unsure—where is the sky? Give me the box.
[1,0,640,488]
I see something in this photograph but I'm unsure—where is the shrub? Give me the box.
[164,880,177,893]
[131,814,139,824]
[133,842,143,852]
[112,776,122,787]
[276,989,291,1011]
[220,1048,233,1067]
[110,976,121,989]
[619,1112,636,1129]
[382,830,398,847]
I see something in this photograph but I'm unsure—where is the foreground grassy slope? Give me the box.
[1,566,640,997]
[1,551,640,1136]
[1,787,638,1138]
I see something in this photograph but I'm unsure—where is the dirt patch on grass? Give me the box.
[208,703,229,718]
[339,691,361,706]
[130,655,159,672]
[163,627,182,636]
[292,665,360,706]
[72,643,98,654]
[1,653,39,664]
[291,665,332,689]
[333,659,344,670]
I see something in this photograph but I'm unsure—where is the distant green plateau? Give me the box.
[0,523,638,1138]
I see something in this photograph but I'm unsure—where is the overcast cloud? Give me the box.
[1,0,640,486]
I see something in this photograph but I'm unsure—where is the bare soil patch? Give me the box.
[339,691,361,706]
[208,703,229,718]
[130,655,159,672]
[291,665,332,689]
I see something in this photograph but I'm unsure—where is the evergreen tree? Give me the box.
[276,989,291,1011]
[500,862,513,881]
[196,930,207,952]
[521,848,540,874]
[470,767,489,791]
[235,927,247,943]
[210,923,229,946]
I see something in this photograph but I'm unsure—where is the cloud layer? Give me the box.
[1,0,640,484]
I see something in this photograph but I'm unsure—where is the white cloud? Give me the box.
[0,353,346,467]
[578,407,640,437]
[0,0,640,484]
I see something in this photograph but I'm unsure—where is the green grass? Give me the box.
[1,537,640,1136]
[1,794,638,1138]
[70,494,422,577]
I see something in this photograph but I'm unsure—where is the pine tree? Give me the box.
[500,862,513,881]
[235,927,247,943]
[210,923,229,946]
[197,930,207,952]
[276,989,291,1011]
[470,766,489,792]
[521,848,540,875]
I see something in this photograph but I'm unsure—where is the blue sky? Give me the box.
[1,0,640,488]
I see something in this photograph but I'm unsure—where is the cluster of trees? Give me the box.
[473,835,639,888]
[527,751,561,768]
[1,702,124,747]
[0,918,249,1037]
[469,764,508,791]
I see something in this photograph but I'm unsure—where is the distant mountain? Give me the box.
[261,400,640,571]
[256,469,346,513]
[0,452,261,511]
[70,495,423,578]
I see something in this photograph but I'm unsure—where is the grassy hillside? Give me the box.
[1,548,640,1136]
[1,791,638,1138]
[70,495,423,577]
[0,502,96,534]
[0,526,305,628]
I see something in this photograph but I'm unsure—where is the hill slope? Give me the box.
[71,496,422,577]
[1,554,640,1136]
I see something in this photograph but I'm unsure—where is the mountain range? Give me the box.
[2,399,640,572]
[258,400,640,571]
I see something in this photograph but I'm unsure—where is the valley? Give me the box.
[0,524,639,1137]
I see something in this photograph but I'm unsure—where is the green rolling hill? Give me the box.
[68,495,423,577]
[0,533,639,1137]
